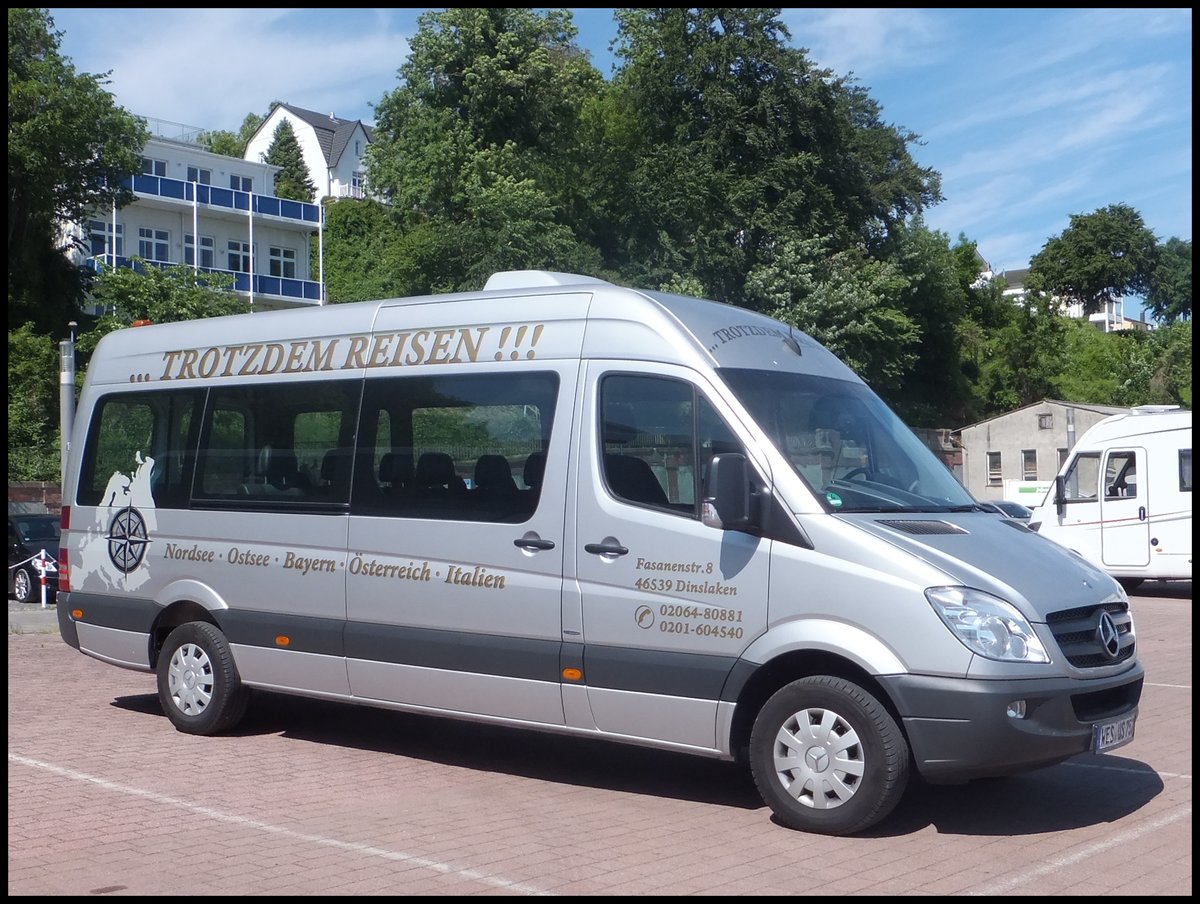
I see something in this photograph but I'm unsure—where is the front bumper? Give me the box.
[879,664,1144,783]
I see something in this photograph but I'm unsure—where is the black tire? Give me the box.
[156,621,249,735]
[1116,577,1144,594]
[749,676,909,836]
[13,567,35,604]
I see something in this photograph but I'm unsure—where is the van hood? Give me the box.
[838,513,1120,621]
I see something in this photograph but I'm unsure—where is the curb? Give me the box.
[8,601,59,635]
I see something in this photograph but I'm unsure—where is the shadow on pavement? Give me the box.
[111,687,1164,833]
[1133,580,1191,600]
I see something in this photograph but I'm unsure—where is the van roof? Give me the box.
[81,270,862,389]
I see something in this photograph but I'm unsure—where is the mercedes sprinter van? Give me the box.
[58,270,1143,835]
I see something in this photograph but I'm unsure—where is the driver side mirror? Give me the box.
[703,453,754,531]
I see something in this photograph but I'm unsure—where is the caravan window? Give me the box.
[1062,453,1100,502]
[1181,450,1192,492]
[1103,452,1137,498]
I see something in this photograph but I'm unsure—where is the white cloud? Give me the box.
[779,8,948,80]
[50,9,414,128]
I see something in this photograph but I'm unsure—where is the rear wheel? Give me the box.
[749,676,909,836]
[156,621,249,735]
[1116,577,1144,594]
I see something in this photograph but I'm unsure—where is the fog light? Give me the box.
[1007,700,1027,719]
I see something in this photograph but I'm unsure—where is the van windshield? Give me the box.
[719,369,976,513]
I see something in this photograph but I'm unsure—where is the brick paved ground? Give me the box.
[8,584,1191,895]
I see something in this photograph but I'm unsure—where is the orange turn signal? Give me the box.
[71,609,84,619]
[562,668,582,681]
[275,635,291,647]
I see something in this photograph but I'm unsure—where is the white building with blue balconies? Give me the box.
[71,117,325,311]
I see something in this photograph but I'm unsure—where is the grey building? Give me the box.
[955,400,1128,502]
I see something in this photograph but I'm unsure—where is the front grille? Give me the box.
[1046,601,1135,668]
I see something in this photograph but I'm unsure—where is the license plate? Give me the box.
[1092,710,1137,753]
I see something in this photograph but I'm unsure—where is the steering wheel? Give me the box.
[840,467,872,481]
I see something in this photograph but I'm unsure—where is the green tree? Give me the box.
[875,222,974,425]
[1144,321,1192,406]
[1054,320,1130,404]
[198,108,275,158]
[76,261,245,357]
[1029,204,1159,316]
[1145,236,1191,323]
[366,8,603,290]
[266,119,316,202]
[746,223,977,425]
[321,198,413,302]
[604,7,940,303]
[8,7,148,331]
[972,286,1067,413]
[746,235,920,390]
[8,323,62,480]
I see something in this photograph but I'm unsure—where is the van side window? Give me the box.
[194,381,359,506]
[599,375,744,518]
[1179,449,1192,492]
[353,372,558,522]
[77,390,203,509]
[1062,452,1100,502]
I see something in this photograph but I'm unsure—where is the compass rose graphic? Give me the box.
[107,507,150,573]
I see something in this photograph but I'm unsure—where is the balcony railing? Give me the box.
[125,175,322,225]
[89,256,323,304]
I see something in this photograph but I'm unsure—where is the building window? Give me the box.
[1181,450,1193,493]
[140,157,167,177]
[185,234,215,268]
[230,174,252,192]
[354,140,361,156]
[227,240,251,273]
[986,451,1002,486]
[87,220,123,258]
[1038,413,1053,430]
[351,172,365,198]
[269,246,296,279]
[187,166,212,185]
[138,227,169,262]
[1022,449,1038,481]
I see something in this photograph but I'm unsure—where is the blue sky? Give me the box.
[46,8,1191,307]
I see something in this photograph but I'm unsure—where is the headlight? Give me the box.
[925,586,1050,663]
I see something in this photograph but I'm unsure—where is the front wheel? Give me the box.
[156,621,249,735]
[749,676,909,836]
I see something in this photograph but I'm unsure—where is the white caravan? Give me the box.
[58,270,1144,836]
[1029,406,1192,591]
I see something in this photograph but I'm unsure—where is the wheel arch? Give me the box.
[728,648,908,765]
[149,583,228,669]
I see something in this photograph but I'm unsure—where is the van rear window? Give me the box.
[77,390,202,508]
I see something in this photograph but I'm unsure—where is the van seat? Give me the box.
[604,454,669,507]
[474,454,519,498]
[523,451,546,490]
[412,452,467,497]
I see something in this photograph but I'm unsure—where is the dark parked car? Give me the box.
[8,513,60,604]
[980,500,1034,523]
